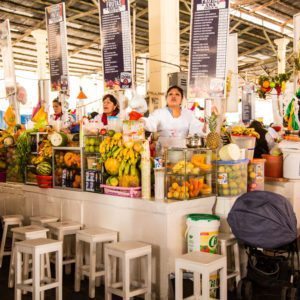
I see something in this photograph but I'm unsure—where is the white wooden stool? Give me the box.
[8,225,50,288]
[30,216,59,226]
[175,251,227,300]
[104,241,152,300]
[14,238,63,300]
[218,233,241,286]
[74,227,118,298]
[0,214,23,268]
[47,220,82,274]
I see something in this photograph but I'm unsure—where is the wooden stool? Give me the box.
[8,225,50,288]
[175,251,227,300]
[47,220,82,274]
[74,227,118,298]
[14,238,63,300]
[30,216,59,226]
[104,241,152,300]
[218,233,241,286]
[0,214,23,268]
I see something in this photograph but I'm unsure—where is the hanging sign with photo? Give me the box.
[45,3,69,92]
[188,0,230,99]
[99,0,133,90]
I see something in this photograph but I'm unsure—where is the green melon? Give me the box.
[50,132,68,147]
[36,162,52,175]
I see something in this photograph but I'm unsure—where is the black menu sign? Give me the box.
[188,0,229,98]
[45,3,69,92]
[99,0,132,90]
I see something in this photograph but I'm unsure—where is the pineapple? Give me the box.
[206,113,221,150]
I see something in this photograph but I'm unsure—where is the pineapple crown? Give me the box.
[207,112,217,133]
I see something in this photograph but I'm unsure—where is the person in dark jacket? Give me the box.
[249,120,274,158]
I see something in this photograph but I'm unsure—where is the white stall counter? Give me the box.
[0,183,216,299]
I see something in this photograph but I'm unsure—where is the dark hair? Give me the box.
[102,94,120,114]
[52,98,61,106]
[249,120,269,158]
[166,85,184,99]
[90,111,99,119]
[249,120,267,137]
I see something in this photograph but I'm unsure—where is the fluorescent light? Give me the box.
[0,6,34,17]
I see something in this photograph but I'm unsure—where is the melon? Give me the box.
[219,143,241,161]
[50,132,68,147]
[36,162,52,175]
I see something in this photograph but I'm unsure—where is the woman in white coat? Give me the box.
[142,85,205,149]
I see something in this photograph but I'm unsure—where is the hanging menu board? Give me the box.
[99,0,133,90]
[45,3,69,92]
[188,0,229,98]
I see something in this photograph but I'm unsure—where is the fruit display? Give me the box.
[248,159,265,192]
[230,126,260,138]
[99,132,142,188]
[53,148,82,190]
[165,148,215,200]
[6,146,23,182]
[216,159,248,197]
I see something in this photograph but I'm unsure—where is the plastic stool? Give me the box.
[104,241,152,300]
[175,251,227,300]
[74,227,118,298]
[30,216,59,226]
[8,225,50,288]
[0,214,23,268]
[14,238,62,300]
[47,220,82,274]
[218,233,241,285]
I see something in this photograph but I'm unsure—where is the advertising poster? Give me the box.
[99,0,133,90]
[188,0,230,98]
[45,3,69,92]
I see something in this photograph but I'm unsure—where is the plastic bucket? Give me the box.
[231,135,256,160]
[186,214,220,253]
[282,149,300,179]
[36,175,53,188]
[248,159,265,191]
[261,154,283,178]
[186,214,220,299]
[0,171,6,182]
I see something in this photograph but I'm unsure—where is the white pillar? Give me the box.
[293,13,300,91]
[31,29,50,110]
[226,33,238,112]
[274,37,289,74]
[148,0,180,109]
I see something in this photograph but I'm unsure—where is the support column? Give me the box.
[274,38,289,73]
[31,30,50,110]
[294,13,300,91]
[148,0,180,110]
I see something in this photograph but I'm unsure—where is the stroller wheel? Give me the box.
[237,279,253,300]
[281,287,297,300]
[287,287,297,300]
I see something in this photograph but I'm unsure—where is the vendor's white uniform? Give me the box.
[143,107,204,148]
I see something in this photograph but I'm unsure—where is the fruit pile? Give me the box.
[84,136,100,153]
[217,162,248,196]
[99,133,142,188]
[167,179,212,200]
[231,126,260,138]
[247,160,264,192]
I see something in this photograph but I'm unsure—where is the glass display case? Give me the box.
[25,132,49,185]
[83,135,108,193]
[52,147,83,190]
[164,148,216,200]
[216,159,249,196]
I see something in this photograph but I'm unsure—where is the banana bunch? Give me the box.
[38,140,52,158]
[231,126,260,138]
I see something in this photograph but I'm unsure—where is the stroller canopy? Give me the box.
[227,191,297,249]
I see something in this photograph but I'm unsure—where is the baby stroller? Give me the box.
[228,191,299,300]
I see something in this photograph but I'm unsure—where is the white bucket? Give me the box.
[186,214,220,299]
[186,214,220,253]
[282,149,300,179]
